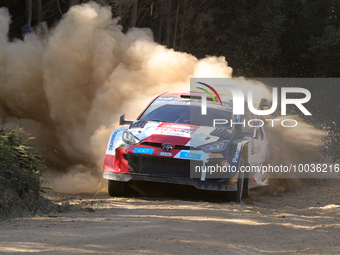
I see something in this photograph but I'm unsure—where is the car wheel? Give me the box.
[108,180,128,197]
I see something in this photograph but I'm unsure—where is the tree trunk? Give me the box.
[117,0,122,18]
[179,0,187,51]
[157,0,164,44]
[165,0,172,47]
[26,0,32,25]
[130,0,138,27]
[36,0,42,24]
[172,0,180,49]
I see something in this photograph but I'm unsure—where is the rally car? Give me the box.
[103,92,274,202]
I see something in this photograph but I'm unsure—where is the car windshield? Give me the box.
[139,97,233,128]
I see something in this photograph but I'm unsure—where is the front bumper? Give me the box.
[103,171,237,192]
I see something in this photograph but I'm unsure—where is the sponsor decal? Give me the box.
[133,148,154,155]
[157,97,175,100]
[159,152,172,157]
[108,130,118,151]
[180,151,201,160]
[155,127,194,134]
[232,143,242,163]
[154,100,190,105]
[160,132,185,136]
[250,138,261,155]
[251,145,262,155]
[209,153,224,159]
[162,124,195,129]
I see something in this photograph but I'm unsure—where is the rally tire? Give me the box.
[108,180,128,197]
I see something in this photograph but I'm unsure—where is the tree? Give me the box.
[276,0,307,77]
[130,0,138,27]
[172,0,179,49]
[179,0,187,51]
[36,0,42,24]
[2,0,340,77]
[303,0,340,77]
[307,26,340,77]
[156,0,164,44]
[25,0,32,25]
[69,0,79,8]
[164,0,172,47]
[211,0,284,77]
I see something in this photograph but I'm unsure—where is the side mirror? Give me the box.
[119,114,133,125]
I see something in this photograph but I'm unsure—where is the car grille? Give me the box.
[127,154,232,181]
[128,154,192,178]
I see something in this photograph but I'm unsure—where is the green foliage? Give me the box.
[303,0,340,77]
[211,0,284,77]
[0,128,44,219]
[308,26,340,77]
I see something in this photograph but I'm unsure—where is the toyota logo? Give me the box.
[162,144,173,152]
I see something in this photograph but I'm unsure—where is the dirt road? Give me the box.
[0,179,339,254]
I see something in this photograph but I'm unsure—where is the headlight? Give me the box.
[199,141,227,152]
[122,130,141,145]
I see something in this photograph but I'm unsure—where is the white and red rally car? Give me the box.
[103,92,274,202]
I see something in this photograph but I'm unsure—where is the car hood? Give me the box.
[128,121,234,147]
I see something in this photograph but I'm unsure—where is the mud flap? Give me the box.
[231,159,245,202]
[200,161,206,181]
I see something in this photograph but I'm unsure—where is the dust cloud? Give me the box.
[0,2,327,194]
[0,2,232,192]
[265,116,328,194]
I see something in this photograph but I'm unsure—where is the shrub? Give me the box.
[0,128,44,219]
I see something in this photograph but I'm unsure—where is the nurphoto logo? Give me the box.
[195,80,312,128]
